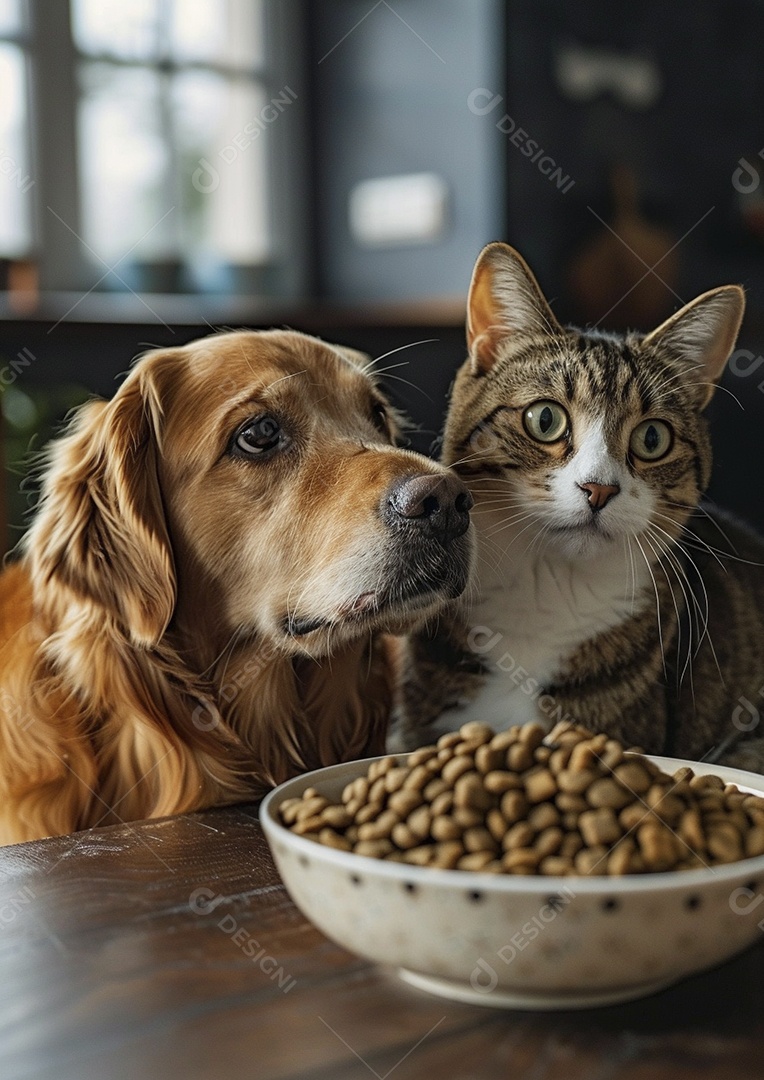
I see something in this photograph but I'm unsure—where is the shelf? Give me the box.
[0,291,468,329]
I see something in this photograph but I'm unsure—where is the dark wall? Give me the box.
[499,0,764,323]
[310,0,505,301]
[308,0,764,320]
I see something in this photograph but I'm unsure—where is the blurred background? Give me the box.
[1,0,763,548]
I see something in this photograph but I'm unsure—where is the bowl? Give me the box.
[260,754,764,1010]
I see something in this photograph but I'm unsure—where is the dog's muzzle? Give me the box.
[284,472,473,640]
[383,472,473,548]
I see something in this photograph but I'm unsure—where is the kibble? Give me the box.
[278,720,764,876]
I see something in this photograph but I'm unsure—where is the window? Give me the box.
[0,0,33,262]
[0,0,303,300]
[73,0,272,291]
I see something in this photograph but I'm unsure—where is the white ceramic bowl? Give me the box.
[260,755,764,1010]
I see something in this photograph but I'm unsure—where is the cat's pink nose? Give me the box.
[578,482,620,511]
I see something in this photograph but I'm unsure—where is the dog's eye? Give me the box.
[233,415,285,456]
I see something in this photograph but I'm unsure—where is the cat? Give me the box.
[392,241,764,771]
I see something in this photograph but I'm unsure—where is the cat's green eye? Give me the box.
[523,400,569,443]
[630,419,673,461]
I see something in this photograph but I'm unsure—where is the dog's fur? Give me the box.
[0,330,472,844]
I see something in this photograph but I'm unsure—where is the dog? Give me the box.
[0,329,473,844]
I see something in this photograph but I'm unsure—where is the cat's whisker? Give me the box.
[476,539,512,577]
[472,496,525,504]
[367,338,438,370]
[448,447,505,470]
[648,523,710,636]
[465,475,517,485]
[374,372,436,406]
[511,518,548,558]
[698,382,745,410]
[469,477,520,485]
[470,487,525,498]
[623,536,638,616]
[652,507,743,574]
[642,528,694,698]
[471,495,527,509]
[663,503,764,567]
[646,361,714,401]
[655,510,732,572]
[690,500,741,551]
[486,510,541,538]
[527,519,554,559]
[472,504,527,515]
[645,527,706,693]
[369,360,413,376]
[658,533,726,688]
[487,506,545,549]
[634,533,669,681]
[648,529,708,645]
[472,504,527,514]
[646,524,726,695]
[657,556,711,701]
[472,526,513,577]
[646,366,695,395]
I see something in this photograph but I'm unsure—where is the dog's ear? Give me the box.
[27,356,176,648]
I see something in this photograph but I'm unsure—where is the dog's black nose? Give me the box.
[386,473,473,546]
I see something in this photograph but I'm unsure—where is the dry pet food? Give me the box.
[277,721,764,876]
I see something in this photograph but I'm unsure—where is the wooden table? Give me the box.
[2,806,764,1080]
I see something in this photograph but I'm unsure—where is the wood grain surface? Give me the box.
[1,805,763,1080]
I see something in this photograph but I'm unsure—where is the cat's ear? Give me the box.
[467,242,563,374]
[643,285,746,408]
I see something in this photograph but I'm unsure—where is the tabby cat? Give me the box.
[393,242,764,770]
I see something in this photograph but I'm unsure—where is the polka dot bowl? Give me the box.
[260,754,764,1009]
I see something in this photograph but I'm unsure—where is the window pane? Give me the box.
[173,72,270,265]
[77,63,173,265]
[169,0,264,69]
[0,43,32,256]
[71,0,161,60]
[0,0,22,35]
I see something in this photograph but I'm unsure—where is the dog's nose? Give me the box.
[578,481,620,512]
[387,473,473,545]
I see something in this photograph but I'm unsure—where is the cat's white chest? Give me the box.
[451,511,649,734]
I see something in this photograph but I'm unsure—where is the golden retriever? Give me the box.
[0,330,473,844]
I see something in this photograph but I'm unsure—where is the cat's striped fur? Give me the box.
[392,242,764,770]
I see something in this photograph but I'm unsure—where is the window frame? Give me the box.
[20,0,308,303]
[0,3,35,260]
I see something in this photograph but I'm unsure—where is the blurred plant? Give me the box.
[1,380,91,551]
